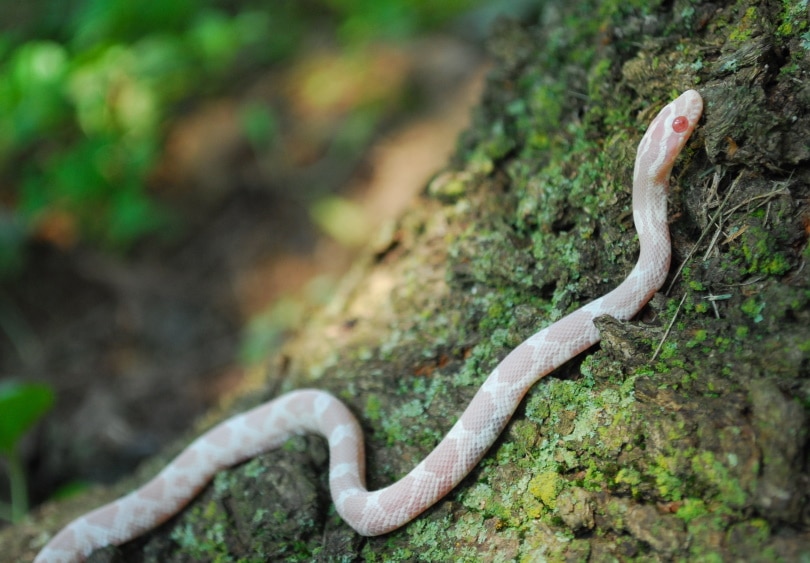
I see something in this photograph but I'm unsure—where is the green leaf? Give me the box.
[0,381,54,456]
[240,102,278,150]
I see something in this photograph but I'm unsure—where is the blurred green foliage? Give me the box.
[0,380,54,522]
[0,0,483,277]
[325,0,484,41]
[0,380,53,457]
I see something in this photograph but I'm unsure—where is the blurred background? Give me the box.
[0,0,535,521]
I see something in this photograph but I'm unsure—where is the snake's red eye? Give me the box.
[672,116,689,133]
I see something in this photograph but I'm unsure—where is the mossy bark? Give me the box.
[9,0,810,561]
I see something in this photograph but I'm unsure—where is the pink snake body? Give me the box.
[36,90,703,562]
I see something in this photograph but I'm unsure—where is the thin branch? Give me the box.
[665,166,739,295]
[652,293,688,362]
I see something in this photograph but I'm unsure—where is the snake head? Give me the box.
[634,89,703,187]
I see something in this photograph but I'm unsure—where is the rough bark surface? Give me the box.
[7,0,810,561]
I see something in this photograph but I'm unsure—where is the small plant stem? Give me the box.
[7,448,28,523]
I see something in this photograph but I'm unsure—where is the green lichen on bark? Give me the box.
[10,0,810,561]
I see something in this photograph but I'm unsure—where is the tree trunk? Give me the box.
[9,0,810,561]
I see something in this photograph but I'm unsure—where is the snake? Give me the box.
[35,89,703,562]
